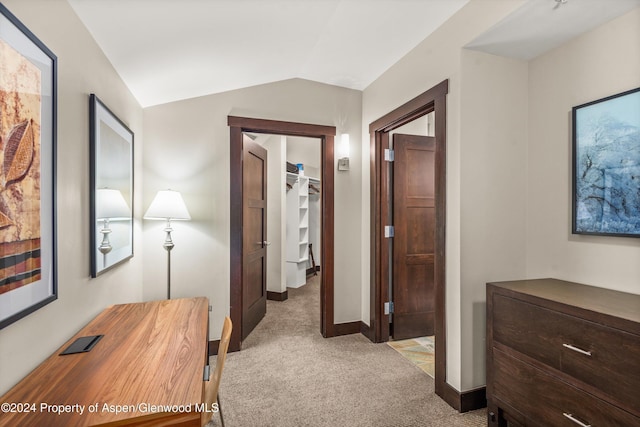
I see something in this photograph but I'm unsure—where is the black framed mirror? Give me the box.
[90,94,133,277]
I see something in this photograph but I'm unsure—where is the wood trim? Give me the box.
[368,79,452,405]
[461,387,487,412]
[379,131,391,343]
[208,339,220,356]
[440,383,487,413]
[440,382,461,411]
[369,80,449,133]
[229,125,243,353]
[433,92,448,401]
[360,321,374,341]
[369,130,379,340]
[228,116,335,137]
[321,134,335,339]
[229,116,336,353]
[368,131,390,343]
[267,290,288,301]
[333,321,361,336]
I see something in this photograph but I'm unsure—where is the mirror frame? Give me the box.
[90,94,134,277]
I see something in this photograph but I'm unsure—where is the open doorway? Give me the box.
[387,115,435,340]
[249,134,322,303]
[367,80,468,409]
[228,116,336,352]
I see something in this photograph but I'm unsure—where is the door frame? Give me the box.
[368,80,449,399]
[229,116,336,352]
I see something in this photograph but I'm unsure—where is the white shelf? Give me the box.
[286,173,310,288]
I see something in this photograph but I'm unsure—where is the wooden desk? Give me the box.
[0,297,209,426]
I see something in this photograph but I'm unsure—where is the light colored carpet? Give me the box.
[214,275,485,426]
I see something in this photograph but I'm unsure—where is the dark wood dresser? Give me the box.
[486,279,640,427]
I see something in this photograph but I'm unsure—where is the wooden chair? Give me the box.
[202,316,232,427]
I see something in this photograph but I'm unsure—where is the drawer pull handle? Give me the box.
[563,413,591,427]
[562,343,592,356]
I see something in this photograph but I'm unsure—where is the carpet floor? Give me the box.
[215,275,486,427]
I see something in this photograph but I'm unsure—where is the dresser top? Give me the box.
[487,278,640,327]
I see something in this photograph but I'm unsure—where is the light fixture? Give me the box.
[96,188,131,255]
[144,190,191,299]
[338,133,350,171]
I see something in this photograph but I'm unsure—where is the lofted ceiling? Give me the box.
[68,0,639,108]
[67,0,470,107]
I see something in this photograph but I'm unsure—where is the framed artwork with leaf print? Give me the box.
[0,4,57,329]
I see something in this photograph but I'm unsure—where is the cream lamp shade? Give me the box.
[97,188,130,220]
[144,190,191,220]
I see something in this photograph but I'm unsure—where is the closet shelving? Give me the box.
[286,172,309,287]
[286,172,321,288]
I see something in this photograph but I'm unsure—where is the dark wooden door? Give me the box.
[242,137,267,340]
[392,133,436,340]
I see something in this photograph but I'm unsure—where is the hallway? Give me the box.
[218,276,485,426]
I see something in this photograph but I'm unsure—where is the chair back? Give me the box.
[201,316,232,427]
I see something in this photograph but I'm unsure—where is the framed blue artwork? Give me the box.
[572,87,640,237]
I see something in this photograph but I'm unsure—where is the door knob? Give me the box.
[263,241,271,246]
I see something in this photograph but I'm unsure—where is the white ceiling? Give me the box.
[67,0,470,107]
[466,0,640,60]
[68,0,639,108]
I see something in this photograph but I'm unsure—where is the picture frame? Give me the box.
[572,87,640,237]
[90,94,134,277]
[0,4,57,329]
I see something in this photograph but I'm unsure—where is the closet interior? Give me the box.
[257,134,321,300]
[286,169,321,287]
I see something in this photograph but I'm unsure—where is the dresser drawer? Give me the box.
[493,348,639,427]
[492,294,640,413]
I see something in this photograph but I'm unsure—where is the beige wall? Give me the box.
[0,0,144,395]
[526,9,640,292]
[142,79,363,339]
[361,0,526,391]
[459,50,528,388]
[286,136,321,178]
[264,135,287,294]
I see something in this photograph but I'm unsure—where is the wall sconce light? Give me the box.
[144,189,191,299]
[338,133,350,171]
[96,188,131,255]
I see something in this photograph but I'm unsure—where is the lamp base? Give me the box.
[164,218,174,299]
[99,220,112,254]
